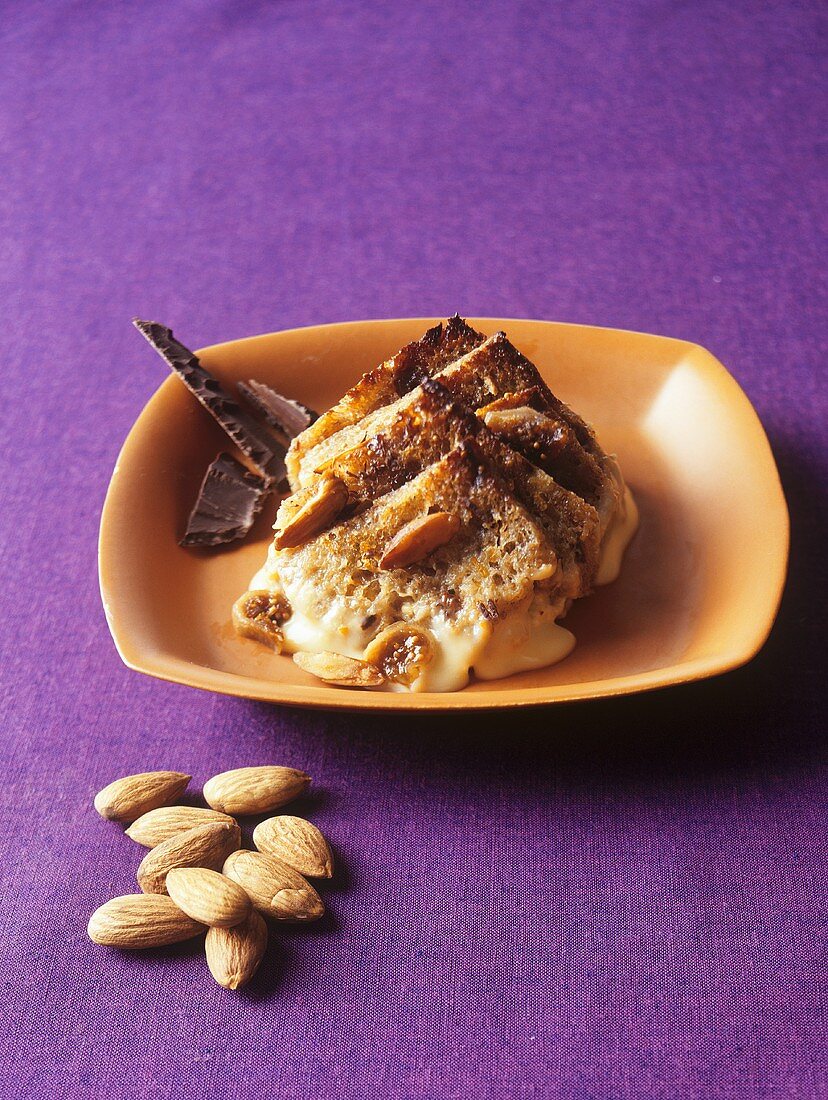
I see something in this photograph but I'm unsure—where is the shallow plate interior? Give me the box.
[99,318,789,711]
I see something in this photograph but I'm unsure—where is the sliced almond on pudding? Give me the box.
[379,511,460,569]
[274,474,349,549]
[293,650,385,687]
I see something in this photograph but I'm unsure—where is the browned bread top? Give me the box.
[290,331,545,484]
[319,379,601,596]
[290,327,618,527]
[285,315,485,486]
[272,443,561,637]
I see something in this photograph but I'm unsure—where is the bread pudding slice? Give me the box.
[316,379,601,599]
[248,444,574,692]
[237,318,638,691]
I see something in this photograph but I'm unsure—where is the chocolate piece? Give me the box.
[133,320,287,484]
[181,453,271,547]
[237,379,318,440]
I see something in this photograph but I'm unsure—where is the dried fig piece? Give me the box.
[363,623,435,686]
[232,590,292,650]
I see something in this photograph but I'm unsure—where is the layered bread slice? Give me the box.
[313,379,602,598]
[289,329,621,530]
[285,315,485,486]
[238,318,638,692]
[250,444,573,692]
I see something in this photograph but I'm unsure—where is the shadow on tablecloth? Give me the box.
[246,427,825,793]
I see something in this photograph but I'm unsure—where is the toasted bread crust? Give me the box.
[292,329,618,525]
[286,315,484,486]
[273,444,561,634]
[321,380,600,594]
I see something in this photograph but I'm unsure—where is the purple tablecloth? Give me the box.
[1,2,825,1097]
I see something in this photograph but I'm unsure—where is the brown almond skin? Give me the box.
[93,771,191,823]
[253,816,333,878]
[379,512,460,569]
[273,474,348,549]
[125,806,237,848]
[136,822,241,895]
[205,910,268,990]
[166,867,251,928]
[223,849,325,922]
[482,406,550,433]
[202,766,311,816]
[88,894,206,948]
[476,388,541,417]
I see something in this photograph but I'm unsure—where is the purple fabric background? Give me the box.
[1,2,826,1097]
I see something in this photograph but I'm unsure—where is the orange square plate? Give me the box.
[99,318,789,711]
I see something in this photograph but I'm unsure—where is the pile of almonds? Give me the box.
[88,765,333,990]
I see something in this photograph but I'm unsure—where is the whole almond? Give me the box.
[223,849,325,922]
[93,771,191,823]
[203,766,311,816]
[125,805,237,848]
[379,511,461,569]
[137,822,241,895]
[166,867,251,928]
[253,816,333,879]
[293,650,385,687]
[273,474,348,549]
[87,894,205,948]
[205,910,268,990]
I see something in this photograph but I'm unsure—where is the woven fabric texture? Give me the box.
[0,2,825,1097]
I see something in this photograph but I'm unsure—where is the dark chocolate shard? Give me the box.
[181,453,271,547]
[133,320,287,484]
[237,379,318,440]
